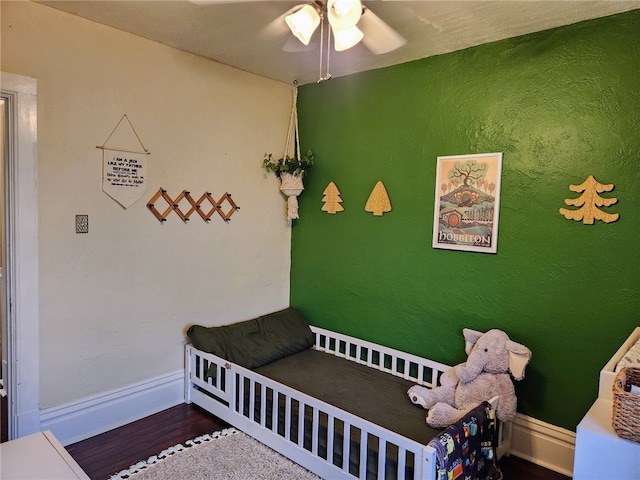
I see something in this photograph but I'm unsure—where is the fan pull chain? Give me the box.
[317,15,324,82]
[317,15,332,83]
[324,25,331,80]
[325,23,332,81]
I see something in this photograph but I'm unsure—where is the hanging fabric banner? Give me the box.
[97,114,150,209]
[102,150,147,208]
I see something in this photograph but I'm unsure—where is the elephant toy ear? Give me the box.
[462,328,484,355]
[507,340,532,380]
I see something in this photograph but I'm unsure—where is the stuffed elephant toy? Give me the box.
[407,328,532,428]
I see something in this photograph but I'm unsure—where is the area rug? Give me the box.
[109,428,321,480]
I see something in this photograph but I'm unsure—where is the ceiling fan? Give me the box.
[189,0,405,83]
[190,0,406,55]
[283,0,406,55]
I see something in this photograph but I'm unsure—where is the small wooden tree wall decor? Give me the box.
[559,175,619,224]
[321,181,344,214]
[365,181,392,216]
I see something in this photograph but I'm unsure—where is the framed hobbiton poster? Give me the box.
[432,152,503,254]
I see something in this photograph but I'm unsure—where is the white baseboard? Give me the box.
[39,370,576,477]
[40,370,185,446]
[510,412,576,478]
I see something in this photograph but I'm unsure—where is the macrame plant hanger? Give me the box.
[279,85,305,220]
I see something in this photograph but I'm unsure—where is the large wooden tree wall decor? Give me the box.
[559,175,619,224]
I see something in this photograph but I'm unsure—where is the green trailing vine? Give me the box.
[263,150,315,178]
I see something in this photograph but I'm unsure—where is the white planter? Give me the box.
[279,173,305,220]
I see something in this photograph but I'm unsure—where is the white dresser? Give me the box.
[573,327,640,480]
[0,430,90,479]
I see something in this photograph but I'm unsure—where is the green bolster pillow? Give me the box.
[186,307,314,369]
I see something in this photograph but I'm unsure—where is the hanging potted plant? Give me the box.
[262,150,315,178]
[263,84,314,220]
[263,150,314,220]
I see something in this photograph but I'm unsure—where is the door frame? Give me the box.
[1,71,40,439]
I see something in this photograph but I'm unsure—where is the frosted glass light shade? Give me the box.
[333,25,364,51]
[327,0,362,30]
[285,5,321,45]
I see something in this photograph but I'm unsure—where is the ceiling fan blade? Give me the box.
[359,7,406,55]
[260,7,294,38]
[188,0,271,4]
[281,34,316,53]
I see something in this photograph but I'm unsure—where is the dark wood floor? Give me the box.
[66,403,230,480]
[66,403,571,480]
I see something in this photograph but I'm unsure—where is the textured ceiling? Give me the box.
[39,0,640,85]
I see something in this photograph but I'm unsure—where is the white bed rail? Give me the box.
[311,326,450,389]
[310,327,511,457]
[185,345,437,480]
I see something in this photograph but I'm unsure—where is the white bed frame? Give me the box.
[185,326,510,480]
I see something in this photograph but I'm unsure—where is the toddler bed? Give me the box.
[185,308,509,480]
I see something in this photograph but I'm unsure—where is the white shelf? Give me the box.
[573,396,640,479]
[573,327,640,480]
[0,430,90,479]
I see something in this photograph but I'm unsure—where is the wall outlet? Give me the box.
[76,214,88,234]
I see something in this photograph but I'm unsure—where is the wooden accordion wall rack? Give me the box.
[147,188,240,223]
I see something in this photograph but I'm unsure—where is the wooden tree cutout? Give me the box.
[321,181,344,214]
[559,175,619,224]
[365,181,392,216]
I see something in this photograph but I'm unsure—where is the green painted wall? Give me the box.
[290,10,639,430]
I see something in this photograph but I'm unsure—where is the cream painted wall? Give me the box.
[0,98,4,268]
[1,2,293,409]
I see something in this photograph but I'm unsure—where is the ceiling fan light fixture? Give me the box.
[285,4,321,46]
[332,25,364,51]
[327,0,362,30]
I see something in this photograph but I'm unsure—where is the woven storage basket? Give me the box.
[612,367,640,442]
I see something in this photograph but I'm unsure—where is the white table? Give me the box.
[573,398,640,480]
[0,430,90,479]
